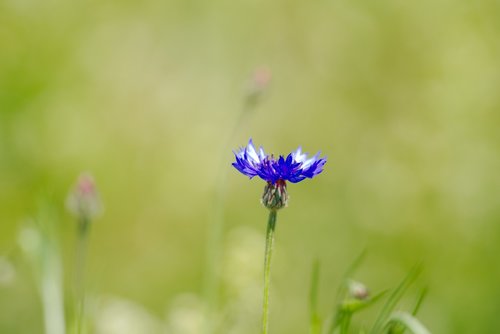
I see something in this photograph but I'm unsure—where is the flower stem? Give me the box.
[75,217,90,334]
[262,209,277,334]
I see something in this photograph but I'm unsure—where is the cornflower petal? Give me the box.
[245,139,261,164]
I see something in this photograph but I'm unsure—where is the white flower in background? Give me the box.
[220,227,265,334]
[222,226,263,295]
[0,257,16,286]
[165,294,205,334]
[18,225,42,258]
[95,296,164,334]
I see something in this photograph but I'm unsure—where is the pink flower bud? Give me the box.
[66,173,102,221]
[246,67,272,105]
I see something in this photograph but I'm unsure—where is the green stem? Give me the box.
[262,210,277,334]
[75,217,90,334]
[340,311,352,334]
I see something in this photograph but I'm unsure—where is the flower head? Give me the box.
[66,173,102,221]
[232,139,326,184]
[232,139,326,210]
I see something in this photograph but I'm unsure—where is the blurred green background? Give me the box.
[1,0,500,333]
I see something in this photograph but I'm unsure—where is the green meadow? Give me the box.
[1,0,500,333]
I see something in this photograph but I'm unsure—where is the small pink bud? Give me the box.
[252,67,272,92]
[246,66,272,105]
[66,173,102,221]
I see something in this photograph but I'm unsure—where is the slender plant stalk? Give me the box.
[340,312,352,334]
[328,251,366,334]
[40,223,66,334]
[22,203,66,334]
[412,287,428,316]
[40,244,66,334]
[203,96,259,334]
[75,217,90,334]
[262,210,277,334]
[370,264,422,334]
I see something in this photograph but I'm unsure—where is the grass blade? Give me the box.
[369,263,422,334]
[412,287,428,316]
[327,251,367,334]
[386,311,431,334]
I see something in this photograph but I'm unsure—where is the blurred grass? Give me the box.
[1,0,500,333]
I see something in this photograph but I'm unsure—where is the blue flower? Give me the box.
[232,139,327,184]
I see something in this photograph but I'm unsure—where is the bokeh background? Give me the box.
[1,0,500,333]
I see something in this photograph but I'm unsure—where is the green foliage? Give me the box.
[2,0,500,332]
[386,312,431,334]
[305,258,430,334]
[370,264,422,334]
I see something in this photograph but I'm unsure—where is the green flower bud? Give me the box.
[261,180,288,210]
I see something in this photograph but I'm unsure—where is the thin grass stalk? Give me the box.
[40,244,66,334]
[370,264,422,334]
[75,217,90,334]
[203,92,261,333]
[327,251,366,334]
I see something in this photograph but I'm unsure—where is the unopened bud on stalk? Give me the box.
[261,179,288,211]
[245,67,272,107]
[348,280,370,300]
[66,173,102,222]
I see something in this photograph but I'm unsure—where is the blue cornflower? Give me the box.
[232,139,327,210]
[232,139,327,333]
[232,139,327,184]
